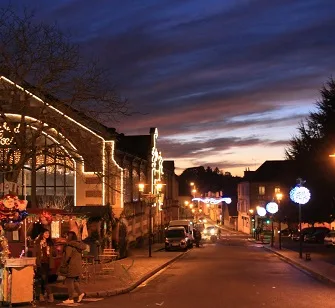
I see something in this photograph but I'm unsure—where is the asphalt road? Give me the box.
[80,233,335,308]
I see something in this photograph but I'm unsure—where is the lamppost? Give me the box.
[248,209,254,237]
[289,178,311,259]
[276,193,283,249]
[266,202,279,247]
[138,182,163,257]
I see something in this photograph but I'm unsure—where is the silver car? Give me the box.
[324,231,335,247]
[165,227,188,251]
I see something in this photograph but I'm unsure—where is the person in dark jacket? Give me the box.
[61,231,87,304]
[194,228,202,247]
[34,229,56,303]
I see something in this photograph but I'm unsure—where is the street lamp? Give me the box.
[276,193,283,249]
[138,182,163,257]
[266,201,279,247]
[249,209,255,237]
[290,178,311,259]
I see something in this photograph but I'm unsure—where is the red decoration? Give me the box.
[40,211,53,225]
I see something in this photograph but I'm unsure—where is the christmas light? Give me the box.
[256,206,266,217]
[266,202,279,214]
[0,76,125,209]
[192,197,232,205]
[290,186,311,205]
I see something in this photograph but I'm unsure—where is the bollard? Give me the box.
[305,252,311,261]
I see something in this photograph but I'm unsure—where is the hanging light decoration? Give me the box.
[256,206,266,217]
[290,186,311,205]
[266,202,279,214]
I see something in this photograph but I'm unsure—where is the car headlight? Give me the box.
[210,229,215,235]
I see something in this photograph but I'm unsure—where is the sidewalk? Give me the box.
[248,238,335,285]
[52,244,186,298]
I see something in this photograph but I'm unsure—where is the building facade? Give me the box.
[237,161,297,234]
[0,76,178,247]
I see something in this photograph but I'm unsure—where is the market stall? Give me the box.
[0,194,32,306]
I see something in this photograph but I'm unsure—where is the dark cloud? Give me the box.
[2,0,335,174]
[158,136,289,159]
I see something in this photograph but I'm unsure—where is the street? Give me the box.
[79,231,335,308]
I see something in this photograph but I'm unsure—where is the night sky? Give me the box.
[3,0,335,175]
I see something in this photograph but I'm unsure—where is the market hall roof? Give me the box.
[0,75,117,141]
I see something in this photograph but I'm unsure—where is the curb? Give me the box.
[264,246,335,285]
[54,251,186,299]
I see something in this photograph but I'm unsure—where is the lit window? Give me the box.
[259,186,265,195]
[51,221,60,238]
[275,187,281,194]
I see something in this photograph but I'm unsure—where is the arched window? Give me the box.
[0,134,75,207]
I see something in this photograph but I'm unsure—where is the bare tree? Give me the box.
[0,6,127,202]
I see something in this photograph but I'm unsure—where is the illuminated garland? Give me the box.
[192,197,232,205]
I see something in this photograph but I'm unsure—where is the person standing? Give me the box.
[61,231,87,304]
[34,229,55,303]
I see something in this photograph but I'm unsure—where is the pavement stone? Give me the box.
[263,244,335,285]
[51,243,186,299]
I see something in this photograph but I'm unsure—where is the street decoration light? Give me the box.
[192,197,232,205]
[256,206,266,217]
[290,178,311,259]
[266,202,278,214]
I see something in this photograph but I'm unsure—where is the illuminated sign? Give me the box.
[0,122,20,146]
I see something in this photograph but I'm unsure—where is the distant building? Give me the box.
[237,160,298,234]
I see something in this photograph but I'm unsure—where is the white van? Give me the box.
[168,220,194,248]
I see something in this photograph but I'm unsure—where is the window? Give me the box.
[51,221,60,238]
[275,187,281,194]
[258,186,265,195]
[7,136,75,207]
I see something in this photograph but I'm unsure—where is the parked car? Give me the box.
[324,231,335,247]
[280,228,292,237]
[291,231,301,241]
[303,227,330,243]
[168,219,194,248]
[290,227,313,241]
[165,227,189,251]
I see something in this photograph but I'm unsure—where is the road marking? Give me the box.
[134,267,169,290]
[82,298,104,302]
[56,303,83,307]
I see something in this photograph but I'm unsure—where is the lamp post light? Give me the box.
[249,209,255,237]
[138,182,163,258]
[266,202,278,247]
[276,193,283,249]
[290,179,311,259]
